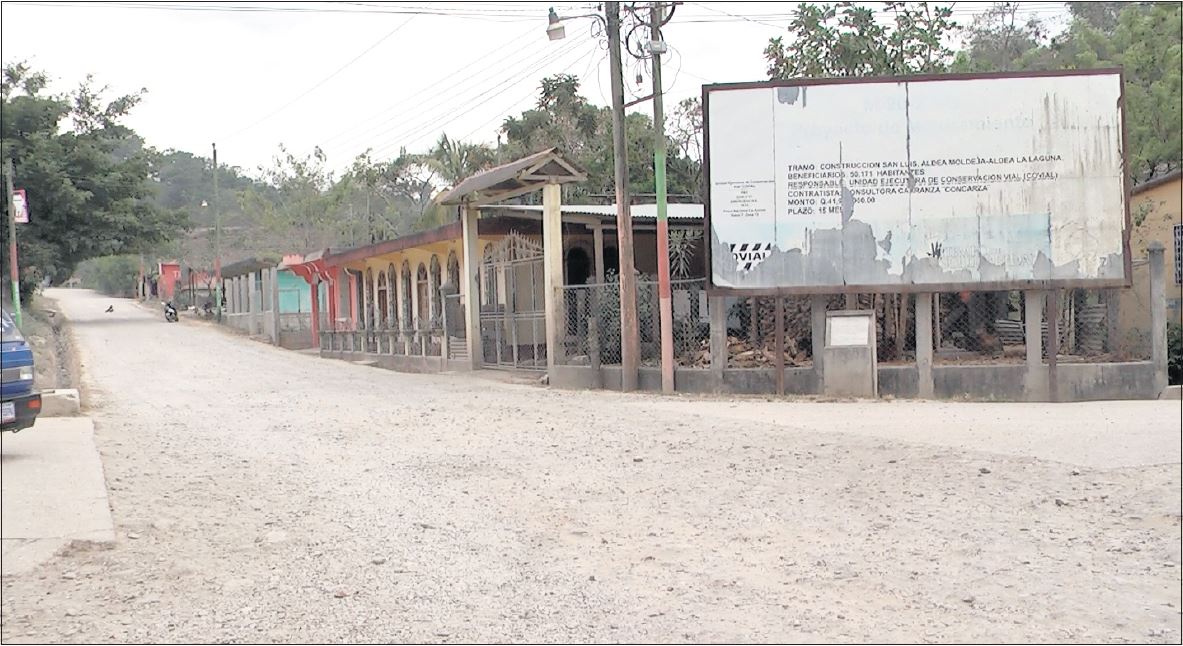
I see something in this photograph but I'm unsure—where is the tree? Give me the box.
[426,134,493,188]
[0,62,186,300]
[667,97,704,201]
[951,2,1050,72]
[956,2,1181,182]
[765,2,958,79]
[241,145,344,252]
[74,254,140,296]
[499,73,701,202]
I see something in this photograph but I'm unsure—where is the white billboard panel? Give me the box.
[704,70,1129,292]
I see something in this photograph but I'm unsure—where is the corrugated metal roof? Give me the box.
[494,203,704,219]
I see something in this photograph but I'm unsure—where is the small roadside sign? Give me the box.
[12,189,29,223]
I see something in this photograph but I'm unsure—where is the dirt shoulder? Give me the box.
[16,296,78,393]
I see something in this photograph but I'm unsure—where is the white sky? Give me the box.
[0,1,1070,177]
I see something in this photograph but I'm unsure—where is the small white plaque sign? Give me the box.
[829,315,872,347]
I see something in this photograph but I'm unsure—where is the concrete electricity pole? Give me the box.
[606,1,641,391]
[650,1,675,393]
[212,143,222,323]
[4,158,22,327]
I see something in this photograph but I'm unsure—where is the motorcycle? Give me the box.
[164,302,179,323]
[199,301,215,319]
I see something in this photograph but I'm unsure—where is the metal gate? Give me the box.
[480,232,547,370]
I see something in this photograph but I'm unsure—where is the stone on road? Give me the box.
[0,288,1179,644]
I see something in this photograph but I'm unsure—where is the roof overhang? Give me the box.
[221,255,282,278]
[437,148,587,207]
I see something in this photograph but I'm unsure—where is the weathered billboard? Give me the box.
[703,69,1130,294]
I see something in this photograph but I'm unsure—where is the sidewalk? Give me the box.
[1,417,115,575]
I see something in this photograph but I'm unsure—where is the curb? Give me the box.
[40,388,82,417]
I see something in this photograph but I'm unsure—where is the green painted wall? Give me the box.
[277,269,325,314]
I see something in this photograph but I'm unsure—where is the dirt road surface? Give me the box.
[2,289,1179,643]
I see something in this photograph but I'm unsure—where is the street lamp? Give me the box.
[545,3,641,391]
[546,7,566,41]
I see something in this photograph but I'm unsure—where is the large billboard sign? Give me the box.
[703,69,1130,294]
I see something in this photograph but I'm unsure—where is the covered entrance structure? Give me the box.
[438,148,586,373]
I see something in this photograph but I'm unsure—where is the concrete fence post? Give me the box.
[709,295,726,392]
[1024,290,1048,401]
[1148,242,1167,396]
[250,271,260,335]
[810,295,827,392]
[270,268,281,345]
[915,293,934,399]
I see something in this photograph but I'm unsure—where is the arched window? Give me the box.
[376,269,388,328]
[416,263,429,327]
[447,250,460,290]
[481,243,496,306]
[387,263,397,330]
[429,255,442,325]
[364,268,374,329]
[400,260,412,329]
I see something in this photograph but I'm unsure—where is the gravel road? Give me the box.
[2,288,1179,643]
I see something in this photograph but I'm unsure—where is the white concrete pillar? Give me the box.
[542,183,565,371]
[250,270,260,333]
[239,276,248,317]
[1149,242,1168,395]
[1024,290,1047,401]
[811,295,827,389]
[461,204,482,368]
[710,295,726,390]
[270,268,281,345]
[915,293,934,399]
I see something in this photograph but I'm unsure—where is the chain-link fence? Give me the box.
[557,260,1160,371]
[561,278,710,367]
[926,269,1153,364]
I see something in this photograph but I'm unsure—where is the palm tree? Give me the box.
[427,134,493,188]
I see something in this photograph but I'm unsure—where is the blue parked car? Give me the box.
[1,308,42,432]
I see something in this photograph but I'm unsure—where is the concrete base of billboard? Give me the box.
[549,361,1159,402]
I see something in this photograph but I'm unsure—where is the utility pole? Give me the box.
[607,1,640,391]
[651,1,674,393]
[212,143,222,322]
[4,158,22,327]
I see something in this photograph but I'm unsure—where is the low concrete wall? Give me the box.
[551,361,1159,402]
[320,350,446,374]
[278,330,315,350]
[932,364,1028,401]
[878,366,919,399]
[1055,362,1158,402]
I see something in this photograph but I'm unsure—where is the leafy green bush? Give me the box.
[75,255,140,297]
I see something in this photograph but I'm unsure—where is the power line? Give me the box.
[10,1,547,19]
[337,35,590,159]
[224,14,416,140]
[457,43,605,143]
[367,36,591,158]
[365,36,592,160]
[320,22,549,153]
